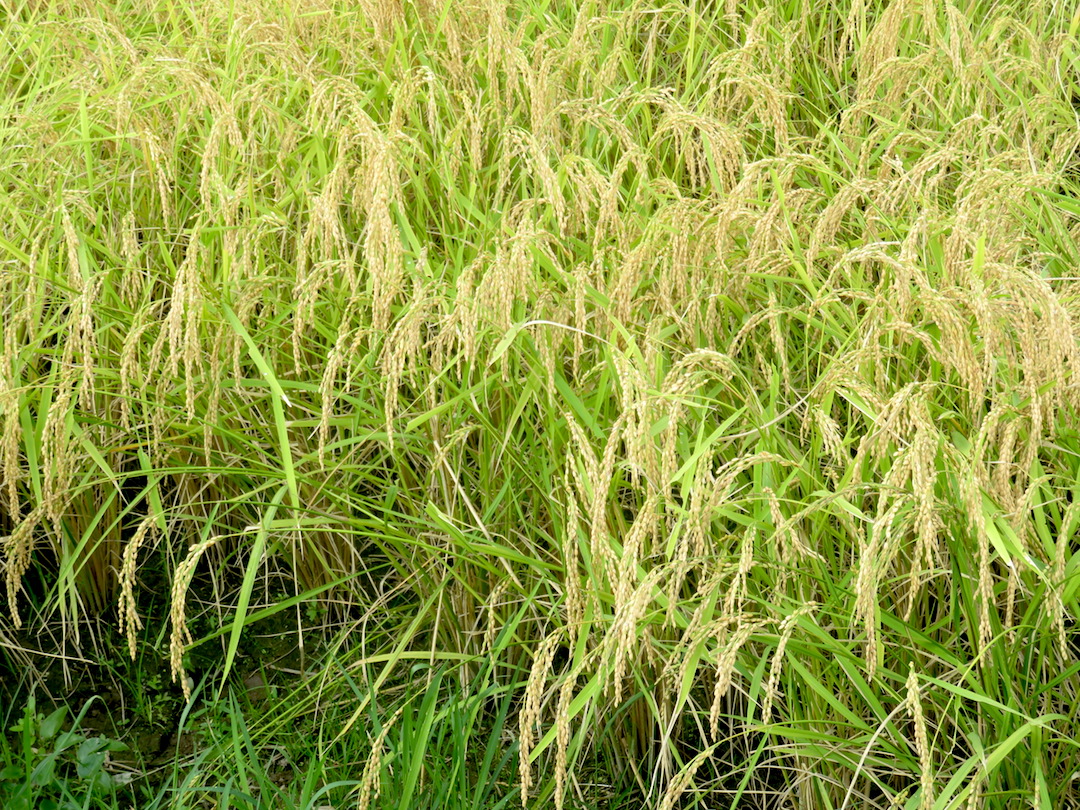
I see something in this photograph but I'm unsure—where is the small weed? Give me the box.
[0,696,127,810]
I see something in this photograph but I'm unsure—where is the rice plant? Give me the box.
[2,0,1080,806]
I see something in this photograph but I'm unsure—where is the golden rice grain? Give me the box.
[169,533,226,700]
[761,603,817,724]
[118,515,157,661]
[519,633,561,806]
[906,664,934,810]
[553,672,575,810]
[356,705,405,810]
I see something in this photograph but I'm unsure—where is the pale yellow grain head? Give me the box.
[906,663,933,810]
[562,469,584,629]
[362,135,404,333]
[585,412,623,584]
[724,526,757,617]
[120,211,143,308]
[609,567,665,706]
[380,285,431,449]
[519,633,561,806]
[709,619,762,740]
[1,388,22,520]
[658,747,712,810]
[357,705,404,810]
[169,534,224,700]
[1051,501,1079,659]
[762,604,817,724]
[41,366,78,525]
[74,274,103,413]
[613,492,660,614]
[858,0,912,85]
[118,515,156,661]
[483,578,512,655]
[60,204,84,292]
[3,507,44,628]
[553,673,575,810]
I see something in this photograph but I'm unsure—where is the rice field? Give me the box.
[2,0,1080,807]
